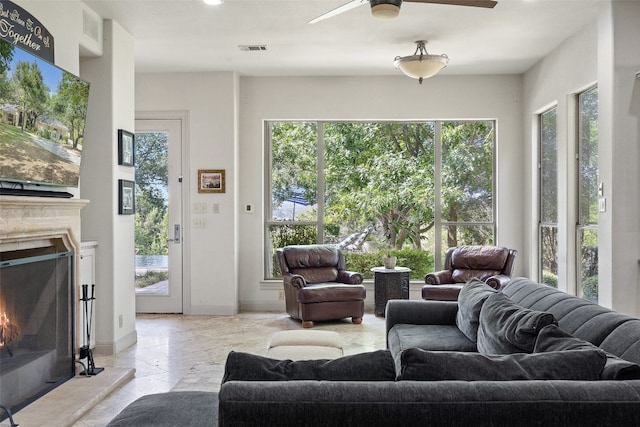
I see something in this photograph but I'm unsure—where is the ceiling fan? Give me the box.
[309,0,498,24]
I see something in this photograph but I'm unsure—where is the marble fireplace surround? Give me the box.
[0,195,89,355]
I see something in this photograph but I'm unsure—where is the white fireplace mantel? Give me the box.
[0,195,89,252]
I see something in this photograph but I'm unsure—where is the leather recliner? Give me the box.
[277,245,366,328]
[422,245,518,301]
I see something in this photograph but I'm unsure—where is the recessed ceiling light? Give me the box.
[203,0,223,5]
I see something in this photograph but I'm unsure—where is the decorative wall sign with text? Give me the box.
[0,0,54,63]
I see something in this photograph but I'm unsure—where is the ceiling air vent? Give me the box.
[239,45,267,52]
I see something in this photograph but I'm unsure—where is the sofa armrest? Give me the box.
[485,274,511,290]
[336,270,363,284]
[283,273,307,289]
[385,299,458,339]
[425,270,453,284]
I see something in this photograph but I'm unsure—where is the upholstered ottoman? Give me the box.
[106,391,218,427]
[266,330,344,360]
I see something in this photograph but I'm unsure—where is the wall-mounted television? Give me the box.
[0,37,90,193]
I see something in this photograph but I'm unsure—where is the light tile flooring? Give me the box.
[3,311,387,427]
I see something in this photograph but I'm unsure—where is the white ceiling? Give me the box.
[82,0,608,77]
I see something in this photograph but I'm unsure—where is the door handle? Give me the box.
[169,224,181,244]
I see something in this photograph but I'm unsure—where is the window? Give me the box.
[265,120,496,280]
[539,107,558,287]
[577,86,598,302]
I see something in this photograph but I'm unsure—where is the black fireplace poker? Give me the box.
[0,404,19,426]
[78,284,103,376]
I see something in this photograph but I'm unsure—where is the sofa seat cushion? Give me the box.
[388,324,476,374]
[297,284,366,303]
[456,279,498,342]
[106,391,219,427]
[398,347,606,381]
[222,350,396,382]
[477,292,556,354]
[534,324,640,380]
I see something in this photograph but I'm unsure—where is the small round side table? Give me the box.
[370,266,411,317]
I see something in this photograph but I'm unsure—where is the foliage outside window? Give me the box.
[577,86,598,303]
[265,120,496,280]
[539,107,558,287]
[134,132,170,289]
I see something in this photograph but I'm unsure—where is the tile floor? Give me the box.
[3,311,387,427]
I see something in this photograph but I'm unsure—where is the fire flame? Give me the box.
[0,311,22,348]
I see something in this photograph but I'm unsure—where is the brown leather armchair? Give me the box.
[277,245,366,328]
[422,245,518,301]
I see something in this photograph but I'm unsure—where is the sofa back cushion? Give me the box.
[398,347,606,381]
[503,277,640,365]
[223,350,396,382]
[456,279,498,342]
[477,292,556,354]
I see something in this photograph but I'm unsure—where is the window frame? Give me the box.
[264,119,497,280]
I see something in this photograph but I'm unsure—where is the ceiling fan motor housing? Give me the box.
[370,0,402,18]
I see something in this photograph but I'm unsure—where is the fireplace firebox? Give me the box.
[0,247,75,421]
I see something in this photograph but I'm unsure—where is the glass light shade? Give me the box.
[393,54,449,80]
[371,4,400,19]
[203,0,223,5]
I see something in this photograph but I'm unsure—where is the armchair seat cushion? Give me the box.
[452,268,502,283]
[291,267,338,283]
[422,284,463,301]
[298,284,366,303]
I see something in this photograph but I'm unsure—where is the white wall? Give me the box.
[522,22,599,293]
[597,1,640,315]
[135,72,240,315]
[135,74,524,314]
[523,1,640,317]
[237,75,524,310]
[81,20,137,354]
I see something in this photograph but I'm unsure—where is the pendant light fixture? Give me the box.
[393,40,449,84]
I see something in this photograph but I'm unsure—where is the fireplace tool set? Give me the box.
[77,284,103,375]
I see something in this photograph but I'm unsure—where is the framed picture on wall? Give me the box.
[118,129,135,166]
[198,169,225,193]
[118,179,135,215]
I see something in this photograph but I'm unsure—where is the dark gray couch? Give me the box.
[218,277,640,426]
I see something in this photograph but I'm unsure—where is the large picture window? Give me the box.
[265,120,496,280]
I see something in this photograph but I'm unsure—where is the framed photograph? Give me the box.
[118,179,135,215]
[198,169,225,193]
[118,129,135,167]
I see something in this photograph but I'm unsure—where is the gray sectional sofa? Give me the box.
[110,277,640,426]
[217,277,640,426]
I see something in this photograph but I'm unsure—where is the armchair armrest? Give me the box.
[282,273,307,289]
[336,270,363,285]
[425,270,453,284]
[385,299,458,342]
[485,274,511,290]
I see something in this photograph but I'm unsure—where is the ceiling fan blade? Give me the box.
[405,0,498,8]
[308,0,369,24]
